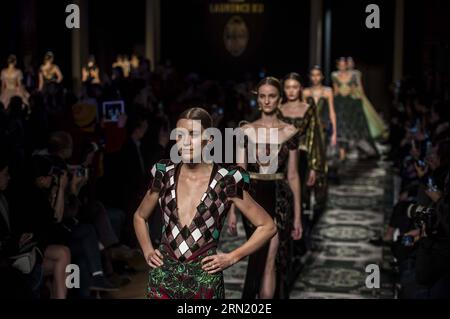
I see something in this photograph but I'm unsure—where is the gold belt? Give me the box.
[249,172,285,181]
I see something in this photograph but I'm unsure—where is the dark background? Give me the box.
[0,0,449,106]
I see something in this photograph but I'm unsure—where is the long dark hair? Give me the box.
[281,72,303,103]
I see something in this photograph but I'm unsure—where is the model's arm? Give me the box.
[287,148,302,240]
[16,71,23,90]
[202,191,277,274]
[356,71,365,95]
[81,68,88,83]
[303,88,311,101]
[133,190,162,268]
[1,72,5,92]
[326,88,338,146]
[55,66,63,83]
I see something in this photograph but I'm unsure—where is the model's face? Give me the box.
[175,119,209,162]
[283,79,301,102]
[347,59,355,69]
[337,61,347,71]
[258,84,280,114]
[0,167,10,191]
[131,56,139,68]
[310,69,323,85]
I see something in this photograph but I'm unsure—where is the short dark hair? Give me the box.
[48,131,72,154]
[7,54,17,65]
[44,51,54,62]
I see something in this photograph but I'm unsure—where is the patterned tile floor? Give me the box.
[220,155,394,299]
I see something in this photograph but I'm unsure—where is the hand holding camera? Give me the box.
[68,166,89,195]
[414,160,428,178]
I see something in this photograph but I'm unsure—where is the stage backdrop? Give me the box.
[161,0,311,79]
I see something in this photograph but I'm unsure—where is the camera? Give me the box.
[49,165,64,177]
[407,204,437,231]
[416,159,427,168]
[68,165,89,178]
[400,235,414,247]
[75,167,89,178]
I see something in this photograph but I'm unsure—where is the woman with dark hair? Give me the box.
[38,52,63,111]
[331,57,378,160]
[228,77,303,299]
[134,107,276,299]
[277,72,327,279]
[1,54,30,108]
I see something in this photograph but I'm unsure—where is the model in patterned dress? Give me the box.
[134,107,276,299]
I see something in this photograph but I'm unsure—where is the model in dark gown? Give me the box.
[277,103,327,283]
[240,127,300,299]
[146,159,250,299]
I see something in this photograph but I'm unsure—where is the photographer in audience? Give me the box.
[40,132,119,296]
[0,154,35,299]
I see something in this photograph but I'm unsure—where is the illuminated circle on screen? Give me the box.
[223,15,249,57]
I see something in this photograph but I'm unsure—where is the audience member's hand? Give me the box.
[399,191,409,201]
[70,174,88,195]
[60,171,69,190]
[414,162,428,178]
[405,229,421,242]
[425,189,442,203]
[18,233,34,248]
[118,113,128,128]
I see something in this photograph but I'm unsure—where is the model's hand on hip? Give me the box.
[201,253,236,274]
[147,249,164,269]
